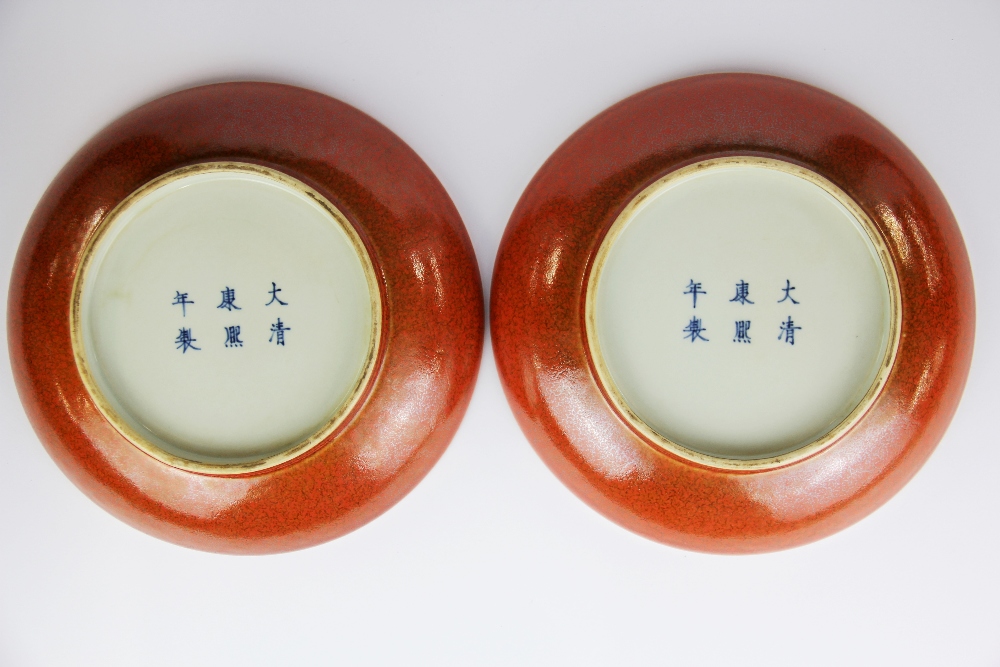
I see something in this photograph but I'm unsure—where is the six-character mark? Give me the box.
[682,279,802,345]
[171,283,291,351]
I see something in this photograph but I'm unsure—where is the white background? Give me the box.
[1,2,997,665]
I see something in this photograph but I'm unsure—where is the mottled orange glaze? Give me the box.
[491,74,974,553]
[8,83,484,553]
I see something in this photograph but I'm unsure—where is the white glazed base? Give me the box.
[588,157,898,464]
[73,163,380,471]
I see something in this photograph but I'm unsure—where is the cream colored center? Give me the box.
[590,160,893,461]
[78,165,377,467]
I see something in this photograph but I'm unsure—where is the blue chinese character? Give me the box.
[266,281,288,306]
[175,328,200,353]
[683,317,708,342]
[683,279,707,308]
[778,317,802,345]
[778,279,799,304]
[733,320,751,343]
[729,280,754,305]
[269,318,291,346]
[224,325,243,348]
[172,291,194,317]
[217,286,241,311]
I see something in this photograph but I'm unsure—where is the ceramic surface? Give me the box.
[75,163,379,471]
[491,74,974,553]
[589,157,897,465]
[8,82,484,554]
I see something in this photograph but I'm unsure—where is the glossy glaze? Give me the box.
[589,157,897,464]
[75,163,381,471]
[491,74,974,553]
[9,82,484,553]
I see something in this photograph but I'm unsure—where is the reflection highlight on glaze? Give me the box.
[535,358,653,481]
[741,409,910,523]
[910,345,947,412]
[410,249,446,309]
[877,202,913,267]
[543,246,563,287]
[354,366,440,478]
[93,419,258,520]
[904,205,943,295]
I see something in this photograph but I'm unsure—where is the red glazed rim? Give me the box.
[491,73,975,553]
[8,82,484,554]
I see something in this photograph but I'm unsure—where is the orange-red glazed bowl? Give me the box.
[491,73,974,553]
[8,82,484,553]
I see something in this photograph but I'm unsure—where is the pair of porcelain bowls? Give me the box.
[8,74,974,554]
